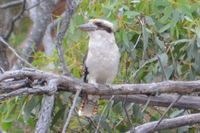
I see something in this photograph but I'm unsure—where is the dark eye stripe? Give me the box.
[94,22,113,33]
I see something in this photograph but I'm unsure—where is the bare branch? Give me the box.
[154,94,182,129]
[156,55,183,129]
[126,113,200,133]
[5,0,26,40]
[56,0,78,76]
[95,96,114,133]
[0,0,23,9]
[0,87,47,101]
[1,84,200,111]
[62,89,81,133]
[1,69,200,96]
[103,94,200,111]
[0,36,34,68]
[0,78,31,93]
[12,0,57,69]
[35,79,58,133]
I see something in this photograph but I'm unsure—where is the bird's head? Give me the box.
[78,19,114,34]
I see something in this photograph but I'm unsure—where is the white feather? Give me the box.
[86,30,120,84]
[79,20,120,117]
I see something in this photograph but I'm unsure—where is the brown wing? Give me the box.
[83,50,89,83]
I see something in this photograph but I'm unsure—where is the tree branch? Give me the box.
[1,69,200,96]
[56,0,78,76]
[0,36,34,68]
[103,94,200,111]
[12,0,57,69]
[126,113,200,133]
[62,89,81,133]
[0,0,23,9]
[35,79,58,133]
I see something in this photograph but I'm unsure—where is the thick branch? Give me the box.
[0,87,47,101]
[126,113,200,133]
[1,69,200,96]
[103,94,200,111]
[1,69,200,111]
[35,79,58,133]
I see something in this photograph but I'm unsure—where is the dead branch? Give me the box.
[103,94,200,111]
[5,0,26,40]
[12,0,57,69]
[126,113,200,133]
[56,0,78,76]
[62,89,81,133]
[0,36,34,68]
[1,68,200,132]
[1,69,200,96]
[1,68,200,111]
[0,0,23,9]
[35,79,58,133]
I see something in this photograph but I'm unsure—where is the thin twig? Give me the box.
[142,55,168,116]
[95,96,114,133]
[131,34,141,53]
[56,0,78,76]
[154,94,182,129]
[87,117,97,129]
[0,0,23,9]
[141,54,169,114]
[0,67,5,73]
[0,36,34,68]
[153,55,182,129]
[141,96,151,113]
[123,96,133,126]
[74,108,88,133]
[5,0,26,39]
[62,89,81,133]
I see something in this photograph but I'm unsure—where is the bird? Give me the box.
[78,19,120,117]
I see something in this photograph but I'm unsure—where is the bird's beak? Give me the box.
[78,23,97,31]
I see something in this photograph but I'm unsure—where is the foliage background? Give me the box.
[0,0,200,132]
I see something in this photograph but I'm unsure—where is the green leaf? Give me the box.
[160,6,172,23]
[159,53,168,66]
[158,23,171,33]
[2,122,13,131]
[170,10,180,27]
[170,110,184,118]
[155,37,164,50]
[124,11,140,17]
[145,16,155,26]
[122,29,129,48]
[169,39,190,46]
[166,65,174,80]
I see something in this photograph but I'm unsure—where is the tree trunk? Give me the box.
[0,0,14,70]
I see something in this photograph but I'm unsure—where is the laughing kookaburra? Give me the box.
[78,19,120,116]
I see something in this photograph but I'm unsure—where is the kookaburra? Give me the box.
[78,19,120,116]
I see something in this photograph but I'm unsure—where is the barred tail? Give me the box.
[78,95,99,117]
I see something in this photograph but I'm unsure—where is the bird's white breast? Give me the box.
[85,30,120,84]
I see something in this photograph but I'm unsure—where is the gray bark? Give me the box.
[0,0,14,70]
